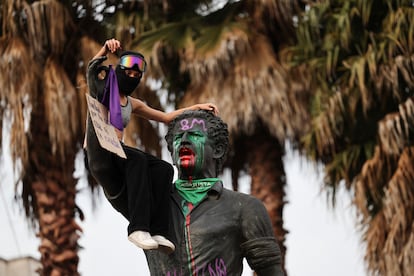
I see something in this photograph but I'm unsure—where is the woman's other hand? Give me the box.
[195,103,219,115]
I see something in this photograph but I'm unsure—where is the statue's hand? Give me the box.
[87,56,108,99]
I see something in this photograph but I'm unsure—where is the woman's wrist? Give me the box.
[103,42,110,54]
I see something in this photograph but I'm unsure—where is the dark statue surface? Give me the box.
[145,110,284,276]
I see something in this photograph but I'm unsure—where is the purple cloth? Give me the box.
[100,65,123,131]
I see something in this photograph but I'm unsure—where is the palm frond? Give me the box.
[180,32,302,142]
[22,0,75,62]
[382,148,414,275]
[358,146,414,275]
[379,97,414,155]
[43,58,80,161]
[135,21,197,55]
[0,37,38,167]
[354,146,392,220]
[289,2,414,272]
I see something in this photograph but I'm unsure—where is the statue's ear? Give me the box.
[213,143,226,159]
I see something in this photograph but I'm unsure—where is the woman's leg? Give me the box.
[145,153,174,237]
[122,146,152,235]
[86,115,128,217]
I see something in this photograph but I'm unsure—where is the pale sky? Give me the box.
[0,137,367,275]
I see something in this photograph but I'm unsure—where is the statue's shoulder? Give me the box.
[221,188,264,207]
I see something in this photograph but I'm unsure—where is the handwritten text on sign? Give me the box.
[86,94,126,158]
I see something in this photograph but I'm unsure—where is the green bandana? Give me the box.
[174,178,220,205]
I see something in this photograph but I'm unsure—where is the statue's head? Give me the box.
[165,110,229,179]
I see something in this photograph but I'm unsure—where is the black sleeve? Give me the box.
[86,56,108,99]
[85,56,124,200]
[240,196,285,276]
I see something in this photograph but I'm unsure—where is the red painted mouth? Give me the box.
[179,147,195,163]
[178,147,195,173]
[179,147,194,157]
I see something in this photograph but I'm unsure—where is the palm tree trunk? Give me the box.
[34,178,80,276]
[24,103,81,276]
[245,131,288,275]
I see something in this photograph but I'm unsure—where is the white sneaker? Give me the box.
[152,235,175,254]
[128,231,158,250]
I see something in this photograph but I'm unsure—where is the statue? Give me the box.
[145,110,284,275]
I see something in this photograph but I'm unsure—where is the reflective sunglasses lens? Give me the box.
[120,55,146,72]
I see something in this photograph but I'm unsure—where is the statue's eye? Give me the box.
[191,131,204,137]
[174,134,183,141]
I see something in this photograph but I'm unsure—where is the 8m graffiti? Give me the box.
[180,118,207,131]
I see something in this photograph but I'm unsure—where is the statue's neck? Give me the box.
[178,162,217,180]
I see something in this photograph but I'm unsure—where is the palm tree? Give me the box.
[0,1,87,274]
[0,0,171,274]
[285,0,414,274]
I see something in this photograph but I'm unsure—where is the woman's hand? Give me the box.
[93,38,122,60]
[104,38,122,54]
[195,103,219,115]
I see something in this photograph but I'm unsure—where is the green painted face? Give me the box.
[172,117,215,179]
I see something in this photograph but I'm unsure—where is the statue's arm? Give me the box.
[255,265,285,276]
[240,196,285,276]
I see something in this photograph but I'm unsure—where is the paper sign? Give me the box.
[86,94,126,158]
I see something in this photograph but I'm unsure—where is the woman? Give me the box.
[85,38,218,254]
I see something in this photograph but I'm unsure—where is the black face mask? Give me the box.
[115,65,141,95]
